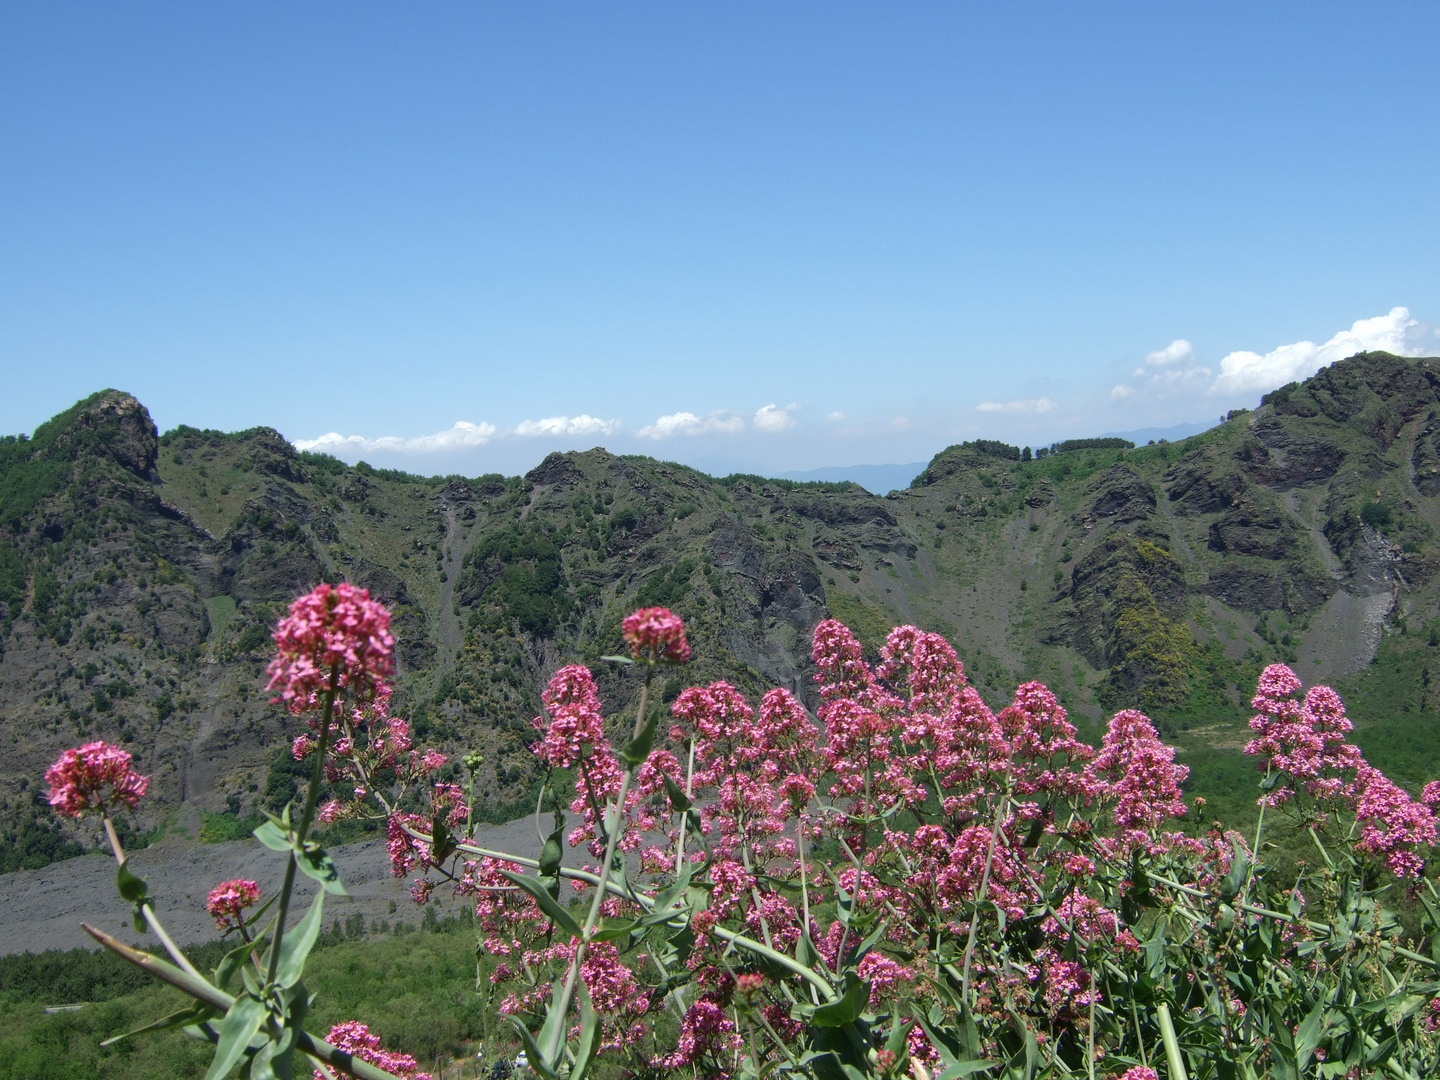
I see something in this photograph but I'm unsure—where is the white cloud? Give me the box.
[976,397,1058,414]
[1146,339,1194,367]
[636,411,746,439]
[1210,307,1421,397]
[1121,338,1211,399]
[294,420,498,454]
[753,403,797,433]
[514,414,620,438]
[826,411,845,422]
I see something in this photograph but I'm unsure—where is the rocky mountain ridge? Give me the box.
[5,350,1440,862]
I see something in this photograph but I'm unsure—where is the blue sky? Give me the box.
[3,3,1437,477]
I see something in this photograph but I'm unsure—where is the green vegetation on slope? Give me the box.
[8,351,1440,871]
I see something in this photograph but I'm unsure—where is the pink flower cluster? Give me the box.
[267,582,395,710]
[45,741,149,817]
[659,997,742,1069]
[1244,663,1436,876]
[206,879,260,931]
[532,665,613,771]
[1352,764,1438,878]
[297,701,448,826]
[1245,666,1364,805]
[317,1021,430,1080]
[621,605,691,664]
[1090,709,1189,834]
[394,615,1440,1069]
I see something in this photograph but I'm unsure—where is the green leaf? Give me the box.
[811,972,870,1028]
[661,926,695,968]
[937,1060,1000,1079]
[253,821,290,852]
[589,920,641,944]
[500,869,584,939]
[957,999,983,1062]
[885,1018,912,1058]
[249,1035,294,1080]
[215,939,259,992]
[1295,999,1327,1070]
[242,893,279,930]
[571,977,601,1080]
[205,993,266,1080]
[598,654,635,665]
[662,773,693,812]
[508,1017,561,1080]
[651,873,692,923]
[539,823,564,880]
[1221,841,1250,902]
[132,896,155,934]
[618,712,658,767]
[850,920,889,964]
[116,859,148,902]
[796,930,820,969]
[831,872,854,929]
[275,890,325,989]
[296,845,346,895]
[100,1003,214,1047]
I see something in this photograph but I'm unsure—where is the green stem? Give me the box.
[266,667,338,988]
[101,815,203,979]
[539,659,653,1066]
[675,736,695,876]
[439,838,840,1001]
[1249,765,1271,882]
[1156,1003,1188,1080]
[961,784,1009,1006]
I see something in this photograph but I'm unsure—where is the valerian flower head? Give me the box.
[317,1022,431,1080]
[877,624,967,713]
[1351,763,1437,878]
[267,582,395,710]
[622,606,691,663]
[45,741,149,817]
[533,664,611,770]
[812,618,878,701]
[206,879,260,931]
[1090,709,1189,832]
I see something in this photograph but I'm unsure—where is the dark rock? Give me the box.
[814,539,863,572]
[1238,415,1344,489]
[1412,410,1440,497]
[1067,534,1187,667]
[51,392,160,477]
[1207,493,1305,560]
[244,429,305,483]
[1024,480,1056,508]
[1077,464,1155,524]
[793,496,897,528]
[526,453,587,489]
[1164,454,1244,514]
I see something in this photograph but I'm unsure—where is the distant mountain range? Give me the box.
[5,350,1440,865]
[1103,420,1221,445]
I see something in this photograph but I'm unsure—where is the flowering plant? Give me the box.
[57,592,1440,1079]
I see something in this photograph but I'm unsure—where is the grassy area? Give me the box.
[0,917,501,1080]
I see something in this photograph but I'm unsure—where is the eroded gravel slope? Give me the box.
[0,816,557,956]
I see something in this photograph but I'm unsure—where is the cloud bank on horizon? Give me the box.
[293,308,1436,466]
[1108,307,1430,406]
